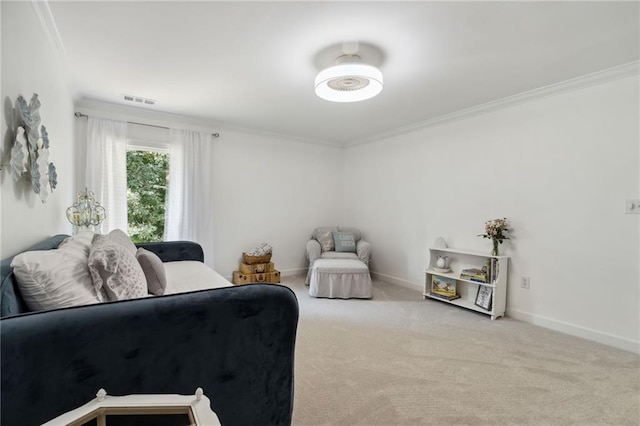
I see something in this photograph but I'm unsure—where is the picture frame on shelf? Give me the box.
[474,285,493,310]
[431,275,456,298]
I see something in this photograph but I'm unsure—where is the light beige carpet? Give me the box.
[281,276,639,426]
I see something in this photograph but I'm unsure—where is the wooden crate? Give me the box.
[239,262,274,275]
[233,270,281,285]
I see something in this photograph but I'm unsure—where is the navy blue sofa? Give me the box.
[0,235,298,425]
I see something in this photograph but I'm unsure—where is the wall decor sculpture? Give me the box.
[9,93,57,203]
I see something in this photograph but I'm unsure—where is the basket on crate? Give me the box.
[242,242,273,265]
[242,252,272,265]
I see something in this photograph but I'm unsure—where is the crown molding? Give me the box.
[347,61,640,147]
[30,0,79,99]
[31,0,66,58]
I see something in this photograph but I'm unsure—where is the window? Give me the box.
[126,148,169,243]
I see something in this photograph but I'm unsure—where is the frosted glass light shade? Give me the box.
[314,63,383,103]
[66,187,106,232]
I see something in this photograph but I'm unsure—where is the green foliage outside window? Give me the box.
[126,150,169,243]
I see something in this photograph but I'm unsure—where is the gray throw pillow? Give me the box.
[332,232,357,253]
[313,226,338,252]
[136,248,167,296]
[89,232,147,302]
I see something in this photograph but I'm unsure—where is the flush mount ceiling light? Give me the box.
[314,54,383,103]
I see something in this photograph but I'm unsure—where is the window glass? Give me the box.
[126,149,169,243]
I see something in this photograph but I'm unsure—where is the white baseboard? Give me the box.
[507,308,639,355]
[371,271,423,292]
[279,268,307,278]
[373,272,639,355]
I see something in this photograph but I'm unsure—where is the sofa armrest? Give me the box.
[1,284,299,426]
[135,241,204,263]
[306,239,321,262]
[356,240,372,264]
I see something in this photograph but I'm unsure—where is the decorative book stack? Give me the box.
[460,258,499,284]
[232,243,281,285]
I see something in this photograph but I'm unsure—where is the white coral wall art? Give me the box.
[10,126,28,181]
[36,148,50,202]
[8,94,57,202]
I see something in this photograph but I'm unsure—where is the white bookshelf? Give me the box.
[424,247,509,320]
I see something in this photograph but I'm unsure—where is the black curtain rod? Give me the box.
[74,112,220,138]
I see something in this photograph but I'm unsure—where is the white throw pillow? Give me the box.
[58,230,95,254]
[10,237,101,312]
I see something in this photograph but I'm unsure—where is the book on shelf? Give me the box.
[492,258,497,283]
[460,267,484,275]
[430,276,457,298]
[460,268,488,283]
[459,272,486,279]
[464,276,488,283]
[482,258,499,284]
[428,292,461,301]
[485,258,492,283]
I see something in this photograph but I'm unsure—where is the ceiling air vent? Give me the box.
[122,94,156,106]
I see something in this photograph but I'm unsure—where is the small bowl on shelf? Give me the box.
[432,266,451,273]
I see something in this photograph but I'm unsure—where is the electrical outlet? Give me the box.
[626,199,640,214]
[520,277,530,289]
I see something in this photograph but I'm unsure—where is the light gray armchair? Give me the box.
[305,226,372,285]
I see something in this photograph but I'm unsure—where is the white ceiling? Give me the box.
[48,1,639,145]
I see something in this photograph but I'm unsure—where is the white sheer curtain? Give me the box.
[164,129,215,266]
[86,117,128,233]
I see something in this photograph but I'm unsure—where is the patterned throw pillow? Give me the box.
[313,227,338,252]
[332,232,357,253]
[89,232,147,302]
[97,229,137,254]
[136,248,167,296]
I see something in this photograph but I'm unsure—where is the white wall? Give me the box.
[0,1,75,258]
[73,101,345,278]
[345,75,640,353]
[210,130,344,277]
